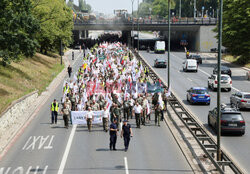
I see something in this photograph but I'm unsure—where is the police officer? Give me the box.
[51,99,59,124]
[109,119,118,151]
[120,120,133,152]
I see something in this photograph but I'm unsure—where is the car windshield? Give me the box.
[157,60,165,62]
[193,89,207,94]
[193,55,201,58]
[222,114,243,121]
[221,66,229,70]
[221,76,229,80]
[244,94,250,99]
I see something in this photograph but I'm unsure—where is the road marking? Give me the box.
[124,157,129,174]
[22,135,54,150]
[0,165,48,174]
[57,125,77,174]
[187,78,193,82]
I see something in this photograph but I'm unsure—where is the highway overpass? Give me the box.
[73,19,217,52]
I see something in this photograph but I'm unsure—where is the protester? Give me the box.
[86,107,93,132]
[61,103,70,129]
[102,107,109,132]
[133,102,143,128]
[67,65,72,78]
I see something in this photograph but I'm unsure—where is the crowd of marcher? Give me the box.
[51,42,170,150]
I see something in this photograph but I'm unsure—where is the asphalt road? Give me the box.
[140,50,250,172]
[0,50,193,174]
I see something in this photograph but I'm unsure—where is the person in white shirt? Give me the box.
[133,102,143,128]
[129,96,134,119]
[76,100,83,111]
[102,107,109,132]
[86,107,93,132]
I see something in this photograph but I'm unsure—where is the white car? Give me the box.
[182,59,198,72]
[207,74,232,91]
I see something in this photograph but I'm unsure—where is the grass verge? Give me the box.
[222,54,250,69]
[0,53,64,114]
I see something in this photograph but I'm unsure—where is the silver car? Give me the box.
[230,92,250,109]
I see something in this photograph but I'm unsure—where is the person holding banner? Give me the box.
[86,107,93,132]
[102,107,109,132]
[61,103,70,129]
[109,119,118,151]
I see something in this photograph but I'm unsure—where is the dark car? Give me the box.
[211,48,218,52]
[154,59,167,68]
[188,54,202,64]
[213,65,232,77]
[186,87,210,105]
[208,106,245,135]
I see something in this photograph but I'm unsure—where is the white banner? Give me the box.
[71,111,104,125]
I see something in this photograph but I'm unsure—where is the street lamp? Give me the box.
[131,0,134,48]
[194,0,196,18]
[216,0,223,161]
[137,0,140,53]
[179,0,181,19]
[168,0,170,88]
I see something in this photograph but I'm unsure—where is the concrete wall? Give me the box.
[0,91,38,152]
[197,26,217,52]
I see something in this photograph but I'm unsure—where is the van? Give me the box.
[154,41,165,54]
[183,59,198,72]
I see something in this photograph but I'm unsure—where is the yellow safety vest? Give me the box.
[64,86,69,93]
[51,102,59,112]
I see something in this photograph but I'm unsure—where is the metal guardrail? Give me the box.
[132,49,244,174]
[74,18,217,25]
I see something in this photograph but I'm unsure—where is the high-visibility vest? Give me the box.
[64,86,69,93]
[51,102,59,112]
[144,67,148,73]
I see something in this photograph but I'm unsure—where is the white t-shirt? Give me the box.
[86,111,93,119]
[133,105,142,114]
[103,110,109,118]
[77,104,83,111]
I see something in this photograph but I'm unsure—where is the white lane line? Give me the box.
[57,125,77,174]
[187,78,193,82]
[124,157,129,174]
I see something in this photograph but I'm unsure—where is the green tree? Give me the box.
[138,2,152,17]
[222,0,250,62]
[0,0,39,65]
[152,0,175,18]
[32,0,73,54]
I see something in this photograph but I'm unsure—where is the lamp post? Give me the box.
[179,0,181,19]
[131,0,134,48]
[137,0,140,53]
[216,0,223,161]
[168,0,170,88]
[194,0,196,18]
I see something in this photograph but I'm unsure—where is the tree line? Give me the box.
[0,0,73,66]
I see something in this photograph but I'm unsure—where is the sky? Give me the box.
[72,0,141,14]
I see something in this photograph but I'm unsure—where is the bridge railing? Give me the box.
[74,17,217,25]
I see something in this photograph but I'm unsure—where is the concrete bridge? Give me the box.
[73,19,217,52]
